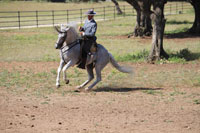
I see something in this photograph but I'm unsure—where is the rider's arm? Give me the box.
[83,23,97,37]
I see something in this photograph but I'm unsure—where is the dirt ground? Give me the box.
[0,62,200,133]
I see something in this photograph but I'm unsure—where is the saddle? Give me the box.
[77,37,97,69]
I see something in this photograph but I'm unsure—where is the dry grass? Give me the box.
[0,1,129,11]
[0,1,199,91]
[0,12,199,62]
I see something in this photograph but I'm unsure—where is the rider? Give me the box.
[78,9,97,68]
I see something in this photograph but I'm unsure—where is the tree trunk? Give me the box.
[111,0,123,15]
[148,0,169,62]
[143,5,153,36]
[126,0,152,37]
[133,9,142,37]
[189,0,200,34]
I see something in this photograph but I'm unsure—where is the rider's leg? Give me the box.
[86,38,97,65]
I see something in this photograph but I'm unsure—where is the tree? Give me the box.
[125,0,152,37]
[148,0,169,62]
[188,0,200,34]
[125,0,168,62]
[168,0,200,34]
[111,0,123,14]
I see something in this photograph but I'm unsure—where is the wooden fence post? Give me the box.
[0,4,191,29]
[36,11,38,27]
[52,10,54,26]
[67,10,69,24]
[123,5,125,17]
[18,11,20,29]
[182,2,183,13]
[114,6,115,19]
[80,9,82,24]
[104,7,105,20]
[170,4,172,15]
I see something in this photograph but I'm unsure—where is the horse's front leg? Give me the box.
[56,60,65,88]
[62,60,74,84]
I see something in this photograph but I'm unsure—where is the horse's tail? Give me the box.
[109,53,133,74]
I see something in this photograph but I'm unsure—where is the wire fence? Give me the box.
[0,2,193,29]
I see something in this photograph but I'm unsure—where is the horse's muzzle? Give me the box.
[55,43,59,49]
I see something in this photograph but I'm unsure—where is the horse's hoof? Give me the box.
[85,87,91,91]
[65,80,69,84]
[56,85,60,88]
[76,86,82,90]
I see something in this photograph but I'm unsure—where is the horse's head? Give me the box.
[54,26,70,49]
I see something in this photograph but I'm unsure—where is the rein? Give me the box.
[61,40,79,53]
[60,40,80,63]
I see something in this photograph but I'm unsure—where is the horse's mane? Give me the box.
[61,23,79,37]
[61,23,80,44]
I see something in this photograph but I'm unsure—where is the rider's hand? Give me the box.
[80,32,84,36]
[79,26,83,31]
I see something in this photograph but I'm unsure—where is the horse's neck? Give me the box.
[66,28,79,45]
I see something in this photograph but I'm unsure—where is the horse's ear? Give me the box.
[54,26,61,33]
[60,24,69,33]
[64,27,70,32]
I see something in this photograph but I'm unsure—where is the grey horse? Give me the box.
[54,25,132,91]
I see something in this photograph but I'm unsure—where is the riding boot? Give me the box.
[77,39,87,69]
[86,41,97,65]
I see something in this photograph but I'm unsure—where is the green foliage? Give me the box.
[193,99,200,105]
[177,48,192,60]
[168,57,186,63]
[142,90,163,96]
[192,77,200,87]
[43,54,58,62]
[115,50,149,62]
[170,88,186,96]
[50,69,57,75]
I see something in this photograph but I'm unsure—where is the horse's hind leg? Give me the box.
[56,60,65,88]
[76,64,94,89]
[85,65,102,91]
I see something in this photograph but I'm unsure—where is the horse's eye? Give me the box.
[62,33,65,37]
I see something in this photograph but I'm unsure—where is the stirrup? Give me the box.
[86,52,96,65]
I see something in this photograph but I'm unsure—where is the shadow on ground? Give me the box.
[166,20,193,25]
[164,20,199,38]
[165,32,200,39]
[94,87,163,92]
[168,48,200,61]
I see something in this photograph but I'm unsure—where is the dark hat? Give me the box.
[85,9,96,15]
